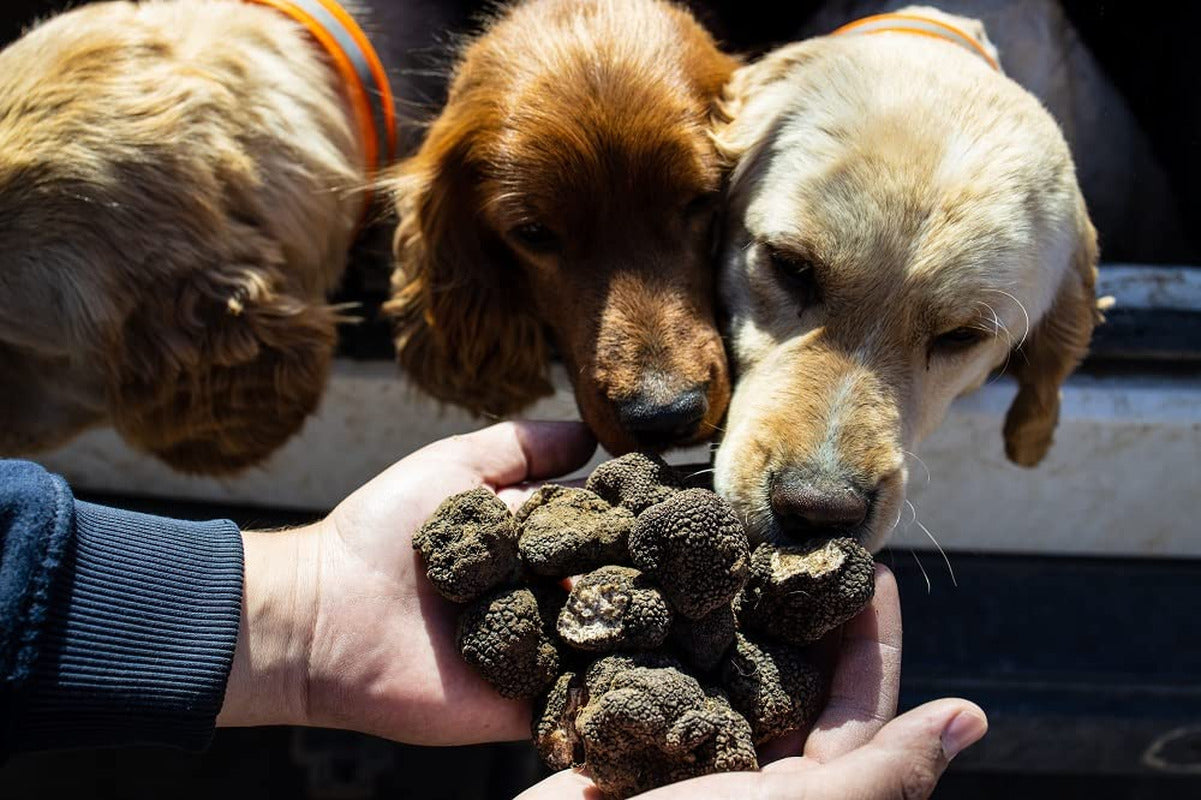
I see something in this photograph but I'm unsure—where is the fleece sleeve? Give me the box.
[0,460,243,757]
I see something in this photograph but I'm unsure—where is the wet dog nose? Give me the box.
[618,384,709,446]
[769,469,870,539]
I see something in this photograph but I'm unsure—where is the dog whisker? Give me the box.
[910,549,932,594]
[901,449,930,487]
[983,289,1032,350]
[906,500,957,588]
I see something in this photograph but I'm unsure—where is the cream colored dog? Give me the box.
[712,7,1104,551]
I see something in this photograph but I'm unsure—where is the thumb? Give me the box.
[763,698,987,800]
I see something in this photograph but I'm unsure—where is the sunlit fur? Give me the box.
[385,0,738,454]
[0,0,369,474]
[712,7,1103,551]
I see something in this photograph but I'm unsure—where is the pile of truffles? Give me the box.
[414,453,876,799]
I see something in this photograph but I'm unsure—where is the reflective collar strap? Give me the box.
[245,0,398,173]
[831,12,1000,72]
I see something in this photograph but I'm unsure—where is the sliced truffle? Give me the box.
[630,489,750,619]
[586,452,682,514]
[575,666,757,799]
[738,538,875,646]
[533,672,587,771]
[412,487,519,603]
[518,487,635,577]
[721,633,823,744]
[670,604,736,673]
[457,586,560,699]
[558,566,673,652]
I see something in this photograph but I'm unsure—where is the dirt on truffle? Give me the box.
[558,566,673,652]
[585,452,682,514]
[412,487,520,603]
[722,632,823,744]
[630,489,750,619]
[737,538,876,646]
[456,586,562,699]
[518,487,635,577]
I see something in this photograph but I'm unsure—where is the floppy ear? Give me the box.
[108,253,338,475]
[1003,202,1104,467]
[383,114,552,417]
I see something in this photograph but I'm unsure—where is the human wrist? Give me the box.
[217,523,324,728]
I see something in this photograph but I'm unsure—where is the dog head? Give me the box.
[712,10,1102,551]
[386,0,738,453]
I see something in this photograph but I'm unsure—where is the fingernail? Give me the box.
[941,710,987,760]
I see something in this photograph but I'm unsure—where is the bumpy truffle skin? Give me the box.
[722,633,823,744]
[575,666,758,799]
[584,652,685,698]
[457,587,560,699]
[412,487,520,603]
[518,487,635,577]
[558,567,673,652]
[738,538,875,646]
[533,672,587,771]
[585,452,682,514]
[670,604,736,673]
[630,489,751,619]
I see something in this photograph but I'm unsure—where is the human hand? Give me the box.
[518,566,988,799]
[216,421,597,745]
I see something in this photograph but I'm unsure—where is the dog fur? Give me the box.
[711,7,1103,550]
[385,0,739,455]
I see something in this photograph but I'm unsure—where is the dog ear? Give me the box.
[384,112,553,417]
[107,253,338,475]
[1002,200,1104,467]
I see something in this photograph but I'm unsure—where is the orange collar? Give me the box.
[831,12,1000,72]
[246,0,397,174]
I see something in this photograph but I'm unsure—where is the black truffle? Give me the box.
[737,538,875,646]
[721,633,823,745]
[586,452,682,514]
[575,665,758,799]
[533,671,587,771]
[412,487,519,603]
[456,586,561,699]
[629,489,750,619]
[558,566,673,652]
[518,487,635,577]
[670,604,736,673]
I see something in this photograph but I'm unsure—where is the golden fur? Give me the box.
[385,0,738,454]
[0,0,367,473]
[711,7,1104,550]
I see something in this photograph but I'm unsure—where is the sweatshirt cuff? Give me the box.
[17,501,244,753]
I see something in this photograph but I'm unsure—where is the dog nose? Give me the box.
[618,385,709,445]
[769,469,870,539]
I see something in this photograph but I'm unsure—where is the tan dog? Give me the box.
[386,0,738,455]
[711,7,1104,550]
[0,0,393,474]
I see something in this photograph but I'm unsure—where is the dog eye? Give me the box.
[768,248,820,308]
[931,326,987,354]
[511,223,560,253]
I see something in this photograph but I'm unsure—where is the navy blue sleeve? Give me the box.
[0,460,243,757]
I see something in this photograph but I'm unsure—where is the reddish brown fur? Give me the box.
[386,0,737,454]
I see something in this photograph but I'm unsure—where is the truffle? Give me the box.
[412,487,520,603]
[630,489,750,619]
[558,566,673,652]
[456,586,561,699]
[533,671,587,771]
[584,652,686,698]
[575,665,758,799]
[670,604,737,673]
[518,487,635,577]
[721,633,823,745]
[737,538,875,646]
[586,452,682,514]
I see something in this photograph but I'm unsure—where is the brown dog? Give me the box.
[711,7,1104,550]
[386,0,738,454]
[0,0,394,474]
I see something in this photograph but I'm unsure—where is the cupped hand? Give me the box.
[217,421,596,745]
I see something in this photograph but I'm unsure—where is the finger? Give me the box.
[803,564,902,763]
[775,699,986,800]
[512,769,601,800]
[421,421,597,488]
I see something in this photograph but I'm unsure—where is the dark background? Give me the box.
[2,1,1198,798]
